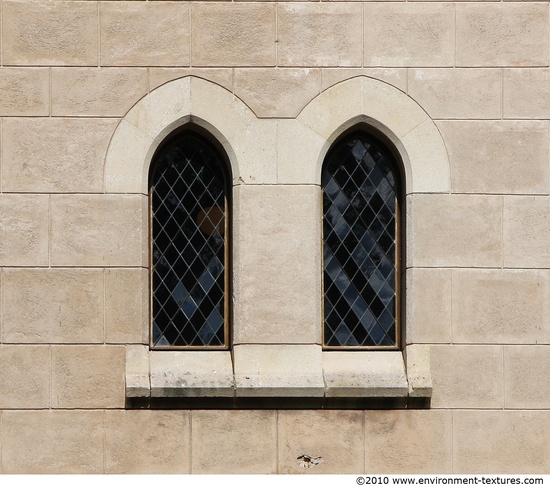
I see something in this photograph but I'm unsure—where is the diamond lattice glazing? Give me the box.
[150,133,228,348]
[323,134,398,348]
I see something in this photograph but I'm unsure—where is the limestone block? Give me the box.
[148,68,233,92]
[105,410,190,473]
[231,119,278,184]
[399,119,451,194]
[233,345,324,397]
[234,68,321,118]
[149,351,234,397]
[456,4,549,67]
[50,194,145,266]
[277,3,363,67]
[504,69,550,119]
[323,352,408,397]
[105,268,148,344]
[364,4,454,67]
[2,1,98,65]
[0,194,49,266]
[191,3,276,66]
[504,346,550,409]
[52,68,148,117]
[100,2,189,66]
[278,410,364,474]
[438,121,549,195]
[454,411,550,473]
[277,119,325,184]
[2,268,104,344]
[104,119,155,194]
[503,196,550,268]
[3,118,116,193]
[233,185,321,344]
[124,76,191,142]
[125,345,150,398]
[321,68,407,93]
[1,410,103,473]
[404,345,433,398]
[452,269,550,344]
[430,345,503,409]
[0,346,50,408]
[365,411,452,473]
[408,194,502,268]
[406,268,452,344]
[51,345,125,408]
[0,68,49,116]
[297,76,364,140]
[192,410,277,473]
[408,69,501,119]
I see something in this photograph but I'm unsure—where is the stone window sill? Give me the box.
[126,344,431,401]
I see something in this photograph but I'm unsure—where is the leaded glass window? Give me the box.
[322,133,400,349]
[150,131,229,349]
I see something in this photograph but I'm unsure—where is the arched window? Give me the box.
[322,132,401,349]
[149,130,230,349]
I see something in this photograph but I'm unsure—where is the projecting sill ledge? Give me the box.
[125,344,432,401]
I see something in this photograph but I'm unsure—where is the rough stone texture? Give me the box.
[105,410,190,474]
[503,197,550,268]
[504,69,550,119]
[150,351,234,397]
[51,345,125,408]
[125,345,150,398]
[0,68,49,116]
[278,410,364,474]
[148,68,233,92]
[277,3,363,67]
[406,268,452,344]
[409,194,502,268]
[1,410,104,473]
[452,269,550,344]
[430,345,503,409]
[2,268,104,344]
[438,121,549,194]
[321,68,407,93]
[0,346,50,409]
[105,268,148,344]
[456,4,549,67]
[364,4,454,67]
[233,185,321,344]
[100,2,189,66]
[408,69,501,119]
[0,194,49,266]
[233,345,324,397]
[405,345,433,398]
[276,119,325,184]
[192,410,277,473]
[454,411,550,473]
[50,194,145,266]
[51,68,148,117]
[2,118,117,193]
[323,352,408,397]
[191,3,276,66]
[234,68,320,118]
[365,411,452,473]
[504,346,550,409]
[2,1,98,66]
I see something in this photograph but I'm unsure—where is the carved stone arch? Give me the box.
[296,76,451,194]
[104,76,270,195]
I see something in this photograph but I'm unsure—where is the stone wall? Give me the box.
[0,0,549,474]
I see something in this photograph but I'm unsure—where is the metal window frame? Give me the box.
[148,129,231,350]
[321,131,402,351]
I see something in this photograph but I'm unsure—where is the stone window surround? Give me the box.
[105,76,450,400]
